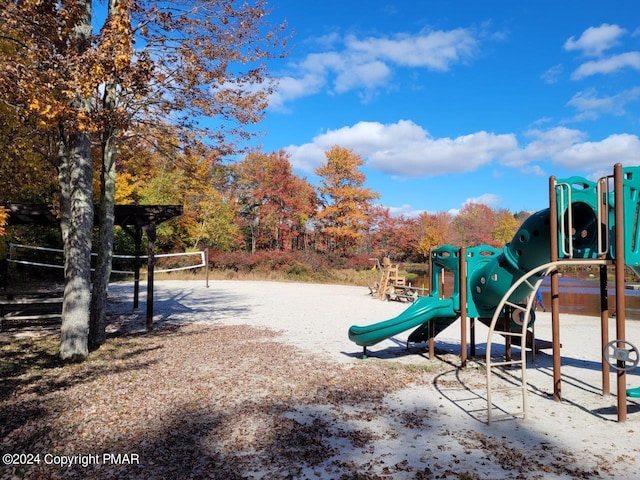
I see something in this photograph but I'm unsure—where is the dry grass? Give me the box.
[154,267,382,287]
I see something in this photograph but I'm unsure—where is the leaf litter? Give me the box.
[0,321,629,479]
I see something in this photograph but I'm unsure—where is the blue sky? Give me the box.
[253,0,640,217]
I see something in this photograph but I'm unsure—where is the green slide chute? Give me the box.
[348,296,457,347]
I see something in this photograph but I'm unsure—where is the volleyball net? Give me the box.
[6,243,206,275]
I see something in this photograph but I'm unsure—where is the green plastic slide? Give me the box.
[348,296,457,347]
[627,387,640,398]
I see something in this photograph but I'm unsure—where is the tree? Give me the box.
[0,102,59,204]
[416,211,452,257]
[492,209,520,246]
[452,203,498,247]
[315,146,380,254]
[237,150,317,252]
[1,0,288,359]
[366,206,419,261]
[114,125,244,252]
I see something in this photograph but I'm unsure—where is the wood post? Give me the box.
[145,222,156,331]
[600,264,610,396]
[460,246,467,367]
[549,175,562,401]
[613,163,627,422]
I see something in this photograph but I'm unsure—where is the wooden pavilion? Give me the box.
[2,203,183,328]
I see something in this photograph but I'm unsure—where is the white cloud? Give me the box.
[268,74,327,110]
[284,120,516,176]
[564,23,627,57]
[345,28,478,70]
[334,60,391,94]
[571,51,640,80]
[502,127,640,173]
[541,64,563,84]
[387,204,425,218]
[285,121,640,187]
[553,133,640,169]
[501,127,587,167]
[566,87,640,119]
[269,28,482,109]
[283,142,327,172]
[463,193,502,207]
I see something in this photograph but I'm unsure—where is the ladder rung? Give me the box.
[487,413,524,422]
[489,360,525,367]
[493,330,525,337]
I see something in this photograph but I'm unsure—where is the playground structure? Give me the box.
[370,257,424,302]
[348,163,640,423]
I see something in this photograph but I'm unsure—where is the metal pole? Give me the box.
[549,175,562,401]
[460,247,467,367]
[504,307,511,362]
[470,318,476,357]
[613,163,627,422]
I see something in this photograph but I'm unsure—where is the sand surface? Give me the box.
[107,279,640,478]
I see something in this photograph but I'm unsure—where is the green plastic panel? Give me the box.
[465,245,501,318]
[555,176,601,259]
[621,166,640,269]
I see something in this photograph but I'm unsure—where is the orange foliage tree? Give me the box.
[315,146,380,254]
[492,208,521,245]
[451,203,499,247]
[416,211,453,258]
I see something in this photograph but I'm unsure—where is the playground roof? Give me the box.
[3,203,183,228]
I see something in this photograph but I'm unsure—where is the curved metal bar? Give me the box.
[485,258,610,424]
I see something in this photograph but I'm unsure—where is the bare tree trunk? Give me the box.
[60,128,94,362]
[250,211,258,254]
[57,128,71,253]
[90,76,118,351]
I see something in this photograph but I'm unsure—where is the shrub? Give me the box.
[206,249,386,285]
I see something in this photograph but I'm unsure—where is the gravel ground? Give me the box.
[2,279,640,479]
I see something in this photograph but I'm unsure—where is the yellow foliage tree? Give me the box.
[315,146,380,253]
[493,209,521,245]
[416,212,452,257]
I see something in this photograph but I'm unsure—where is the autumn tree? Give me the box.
[236,150,317,252]
[0,102,59,204]
[1,0,99,361]
[492,209,521,246]
[1,0,288,359]
[366,206,419,261]
[416,211,453,257]
[315,146,380,254]
[452,203,499,247]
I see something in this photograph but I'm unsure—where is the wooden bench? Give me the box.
[0,296,63,330]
